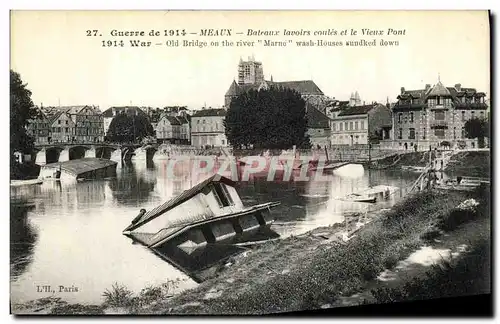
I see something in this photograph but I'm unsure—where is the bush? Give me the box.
[102,283,134,308]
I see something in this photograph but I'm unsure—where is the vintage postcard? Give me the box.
[10,10,491,316]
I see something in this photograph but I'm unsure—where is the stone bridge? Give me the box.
[33,143,160,165]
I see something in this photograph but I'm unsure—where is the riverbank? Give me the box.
[444,151,490,178]
[11,184,490,315]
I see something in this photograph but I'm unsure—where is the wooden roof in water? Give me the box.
[123,174,236,232]
[42,158,117,176]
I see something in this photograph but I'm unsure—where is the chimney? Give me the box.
[400,87,405,94]
[455,83,462,92]
[425,84,431,91]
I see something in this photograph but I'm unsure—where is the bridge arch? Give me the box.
[45,146,65,164]
[144,145,158,161]
[68,146,91,160]
[95,146,116,160]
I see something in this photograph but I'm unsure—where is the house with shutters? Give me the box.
[190,108,228,148]
[155,114,191,145]
[330,103,392,146]
[392,81,488,151]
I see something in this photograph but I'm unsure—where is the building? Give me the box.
[102,106,148,136]
[155,114,191,145]
[393,81,488,151]
[238,55,264,85]
[190,108,228,148]
[306,104,331,148]
[349,91,362,107]
[37,105,105,144]
[48,110,77,143]
[330,103,392,146]
[225,58,330,112]
[26,108,51,145]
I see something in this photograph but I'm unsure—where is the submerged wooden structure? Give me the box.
[38,158,118,181]
[123,174,280,280]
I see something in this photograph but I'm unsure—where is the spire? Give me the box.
[270,75,273,82]
[239,56,243,64]
[438,72,441,82]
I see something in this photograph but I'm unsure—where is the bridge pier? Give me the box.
[131,147,147,161]
[110,149,122,163]
[35,149,46,166]
[58,148,70,162]
[85,147,96,158]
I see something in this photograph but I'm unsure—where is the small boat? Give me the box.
[10,179,43,187]
[340,193,377,203]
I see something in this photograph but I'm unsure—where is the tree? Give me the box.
[106,112,154,143]
[464,117,489,148]
[10,70,37,156]
[224,87,311,149]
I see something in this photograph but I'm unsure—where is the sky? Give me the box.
[10,10,490,110]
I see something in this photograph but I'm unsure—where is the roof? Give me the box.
[123,174,236,232]
[307,105,330,129]
[165,116,181,125]
[328,100,350,112]
[427,81,451,97]
[338,104,378,116]
[192,108,226,117]
[42,158,117,176]
[102,106,147,117]
[226,79,324,97]
[272,80,324,95]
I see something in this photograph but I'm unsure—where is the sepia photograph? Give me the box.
[9,10,491,316]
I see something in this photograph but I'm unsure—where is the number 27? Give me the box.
[86,30,99,36]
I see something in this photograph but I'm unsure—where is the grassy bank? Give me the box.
[445,151,490,178]
[375,151,434,169]
[12,186,490,315]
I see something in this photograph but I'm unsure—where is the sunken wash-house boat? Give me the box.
[123,174,280,255]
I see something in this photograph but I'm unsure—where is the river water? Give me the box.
[10,160,419,305]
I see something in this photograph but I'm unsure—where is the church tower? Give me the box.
[237,55,264,85]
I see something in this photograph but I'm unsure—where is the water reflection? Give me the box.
[108,162,156,206]
[10,200,38,280]
[10,162,419,305]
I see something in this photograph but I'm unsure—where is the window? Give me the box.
[471,111,475,119]
[344,122,348,130]
[461,111,465,121]
[409,128,415,139]
[462,127,465,139]
[434,111,445,120]
[423,128,426,140]
[58,120,61,124]
[410,112,414,123]
[398,128,402,139]
[355,121,359,130]
[443,98,452,106]
[453,127,456,139]
[361,121,365,130]
[349,122,353,130]
[57,127,61,132]
[202,119,206,124]
[221,139,225,145]
[428,98,436,106]
[212,183,234,208]
[398,113,402,123]
[197,120,200,124]
[434,129,445,139]
[65,127,69,132]
[339,123,343,131]
[332,123,336,131]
